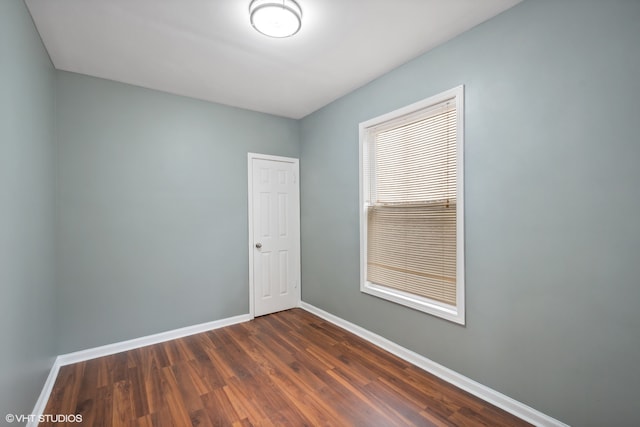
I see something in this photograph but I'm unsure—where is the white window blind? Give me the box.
[363,96,459,308]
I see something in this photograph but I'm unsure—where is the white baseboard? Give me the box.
[299,301,568,427]
[28,358,62,427]
[56,313,252,366]
[29,313,252,427]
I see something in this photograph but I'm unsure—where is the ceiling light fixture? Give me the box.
[249,0,302,38]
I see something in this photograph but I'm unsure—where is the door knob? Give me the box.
[255,243,262,249]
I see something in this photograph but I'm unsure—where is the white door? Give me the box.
[248,153,300,317]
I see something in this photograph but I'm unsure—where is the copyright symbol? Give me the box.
[6,414,14,423]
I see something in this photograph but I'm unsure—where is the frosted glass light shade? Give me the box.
[249,0,302,38]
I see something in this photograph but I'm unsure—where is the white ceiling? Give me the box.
[26,0,520,119]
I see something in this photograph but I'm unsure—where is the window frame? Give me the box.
[358,85,465,325]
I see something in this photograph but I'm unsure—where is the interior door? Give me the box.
[248,153,300,317]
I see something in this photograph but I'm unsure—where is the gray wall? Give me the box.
[55,72,299,353]
[299,1,640,426]
[0,0,56,418]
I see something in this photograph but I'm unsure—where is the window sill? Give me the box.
[361,281,465,325]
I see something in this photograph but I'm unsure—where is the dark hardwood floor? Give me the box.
[41,308,531,426]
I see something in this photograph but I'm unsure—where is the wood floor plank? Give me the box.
[364,379,443,426]
[201,387,242,426]
[158,366,192,426]
[170,362,203,415]
[140,349,164,415]
[115,380,137,427]
[107,353,129,384]
[128,366,149,419]
[93,386,114,427]
[40,308,531,427]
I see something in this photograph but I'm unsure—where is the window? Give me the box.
[359,86,465,324]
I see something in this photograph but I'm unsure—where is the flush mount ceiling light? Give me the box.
[249,0,302,38]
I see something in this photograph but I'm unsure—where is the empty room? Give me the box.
[1,0,639,426]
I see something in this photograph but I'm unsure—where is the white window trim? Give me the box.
[358,85,465,325]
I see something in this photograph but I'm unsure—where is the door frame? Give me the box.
[247,152,301,318]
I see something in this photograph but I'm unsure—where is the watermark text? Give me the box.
[5,413,83,423]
